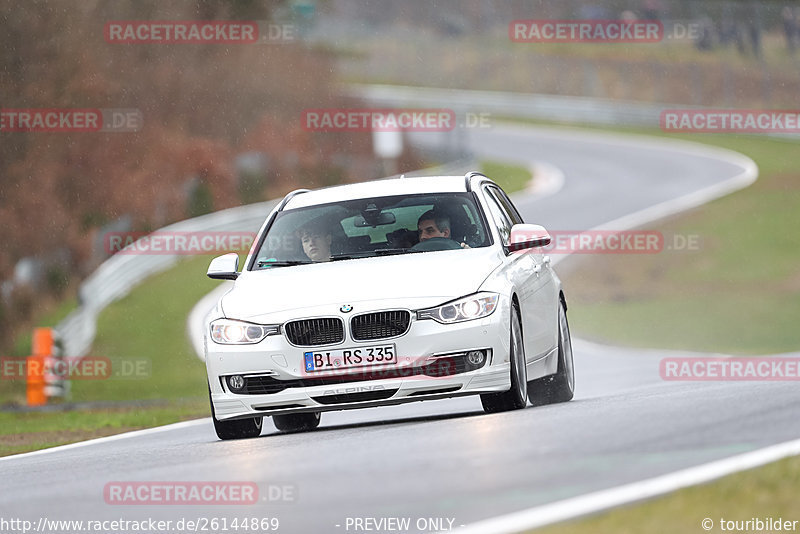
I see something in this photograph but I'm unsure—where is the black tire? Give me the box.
[527,299,575,406]
[273,412,321,432]
[481,303,528,413]
[209,386,263,440]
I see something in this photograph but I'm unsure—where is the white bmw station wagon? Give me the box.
[205,172,574,439]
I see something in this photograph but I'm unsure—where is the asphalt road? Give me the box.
[3,124,794,534]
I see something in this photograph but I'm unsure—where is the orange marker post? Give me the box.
[27,327,53,406]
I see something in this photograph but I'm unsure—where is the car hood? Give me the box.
[220,247,503,321]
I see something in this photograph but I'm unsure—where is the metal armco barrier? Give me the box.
[345,84,800,140]
[54,201,278,358]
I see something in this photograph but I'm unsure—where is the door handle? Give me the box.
[533,264,542,275]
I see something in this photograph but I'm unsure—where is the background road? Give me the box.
[4,124,793,534]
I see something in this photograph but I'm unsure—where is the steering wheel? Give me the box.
[410,237,463,252]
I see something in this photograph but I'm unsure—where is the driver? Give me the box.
[417,210,451,242]
[416,210,469,248]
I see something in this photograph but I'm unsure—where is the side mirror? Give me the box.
[508,224,551,252]
[207,253,240,280]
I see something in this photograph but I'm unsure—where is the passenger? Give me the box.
[386,228,418,249]
[297,222,332,262]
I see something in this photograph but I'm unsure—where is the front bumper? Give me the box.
[207,301,512,420]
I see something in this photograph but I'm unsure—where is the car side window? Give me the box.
[482,188,513,244]
[488,186,524,225]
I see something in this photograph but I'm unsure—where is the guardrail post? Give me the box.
[44,331,67,399]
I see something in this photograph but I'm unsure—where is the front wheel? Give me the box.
[481,303,528,413]
[273,412,321,432]
[209,387,263,440]
[527,299,575,406]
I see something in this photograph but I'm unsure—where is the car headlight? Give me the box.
[209,319,279,344]
[417,293,499,324]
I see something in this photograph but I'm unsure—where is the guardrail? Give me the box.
[55,202,277,357]
[345,84,800,140]
[345,84,668,127]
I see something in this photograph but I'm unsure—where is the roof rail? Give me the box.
[464,171,488,192]
[277,189,310,211]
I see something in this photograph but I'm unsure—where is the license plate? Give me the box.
[303,344,396,372]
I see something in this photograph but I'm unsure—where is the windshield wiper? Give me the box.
[374,248,422,255]
[329,248,422,261]
[329,252,374,261]
[257,260,312,268]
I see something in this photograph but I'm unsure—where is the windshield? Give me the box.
[251,192,490,268]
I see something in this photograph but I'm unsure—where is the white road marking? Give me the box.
[450,436,800,533]
[0,418,209,463]
[526,161,565,200]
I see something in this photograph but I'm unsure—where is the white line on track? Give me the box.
[526,161,565,200]
[0,419,209,464]
[450,436,800,533]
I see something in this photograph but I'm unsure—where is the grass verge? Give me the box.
[481,159,534,193]
[0,254,222,456]
[534,454,800,534]
[0,400,207,457]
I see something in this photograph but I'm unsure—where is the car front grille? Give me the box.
[284,318,344,346]
[350,310,411,341]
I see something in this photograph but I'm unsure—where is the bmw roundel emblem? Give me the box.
[340,304,353,313]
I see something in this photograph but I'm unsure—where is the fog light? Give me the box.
[228,375,245,391]
[467,350,485,366]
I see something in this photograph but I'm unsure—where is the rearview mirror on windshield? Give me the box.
[354,211,396,227]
